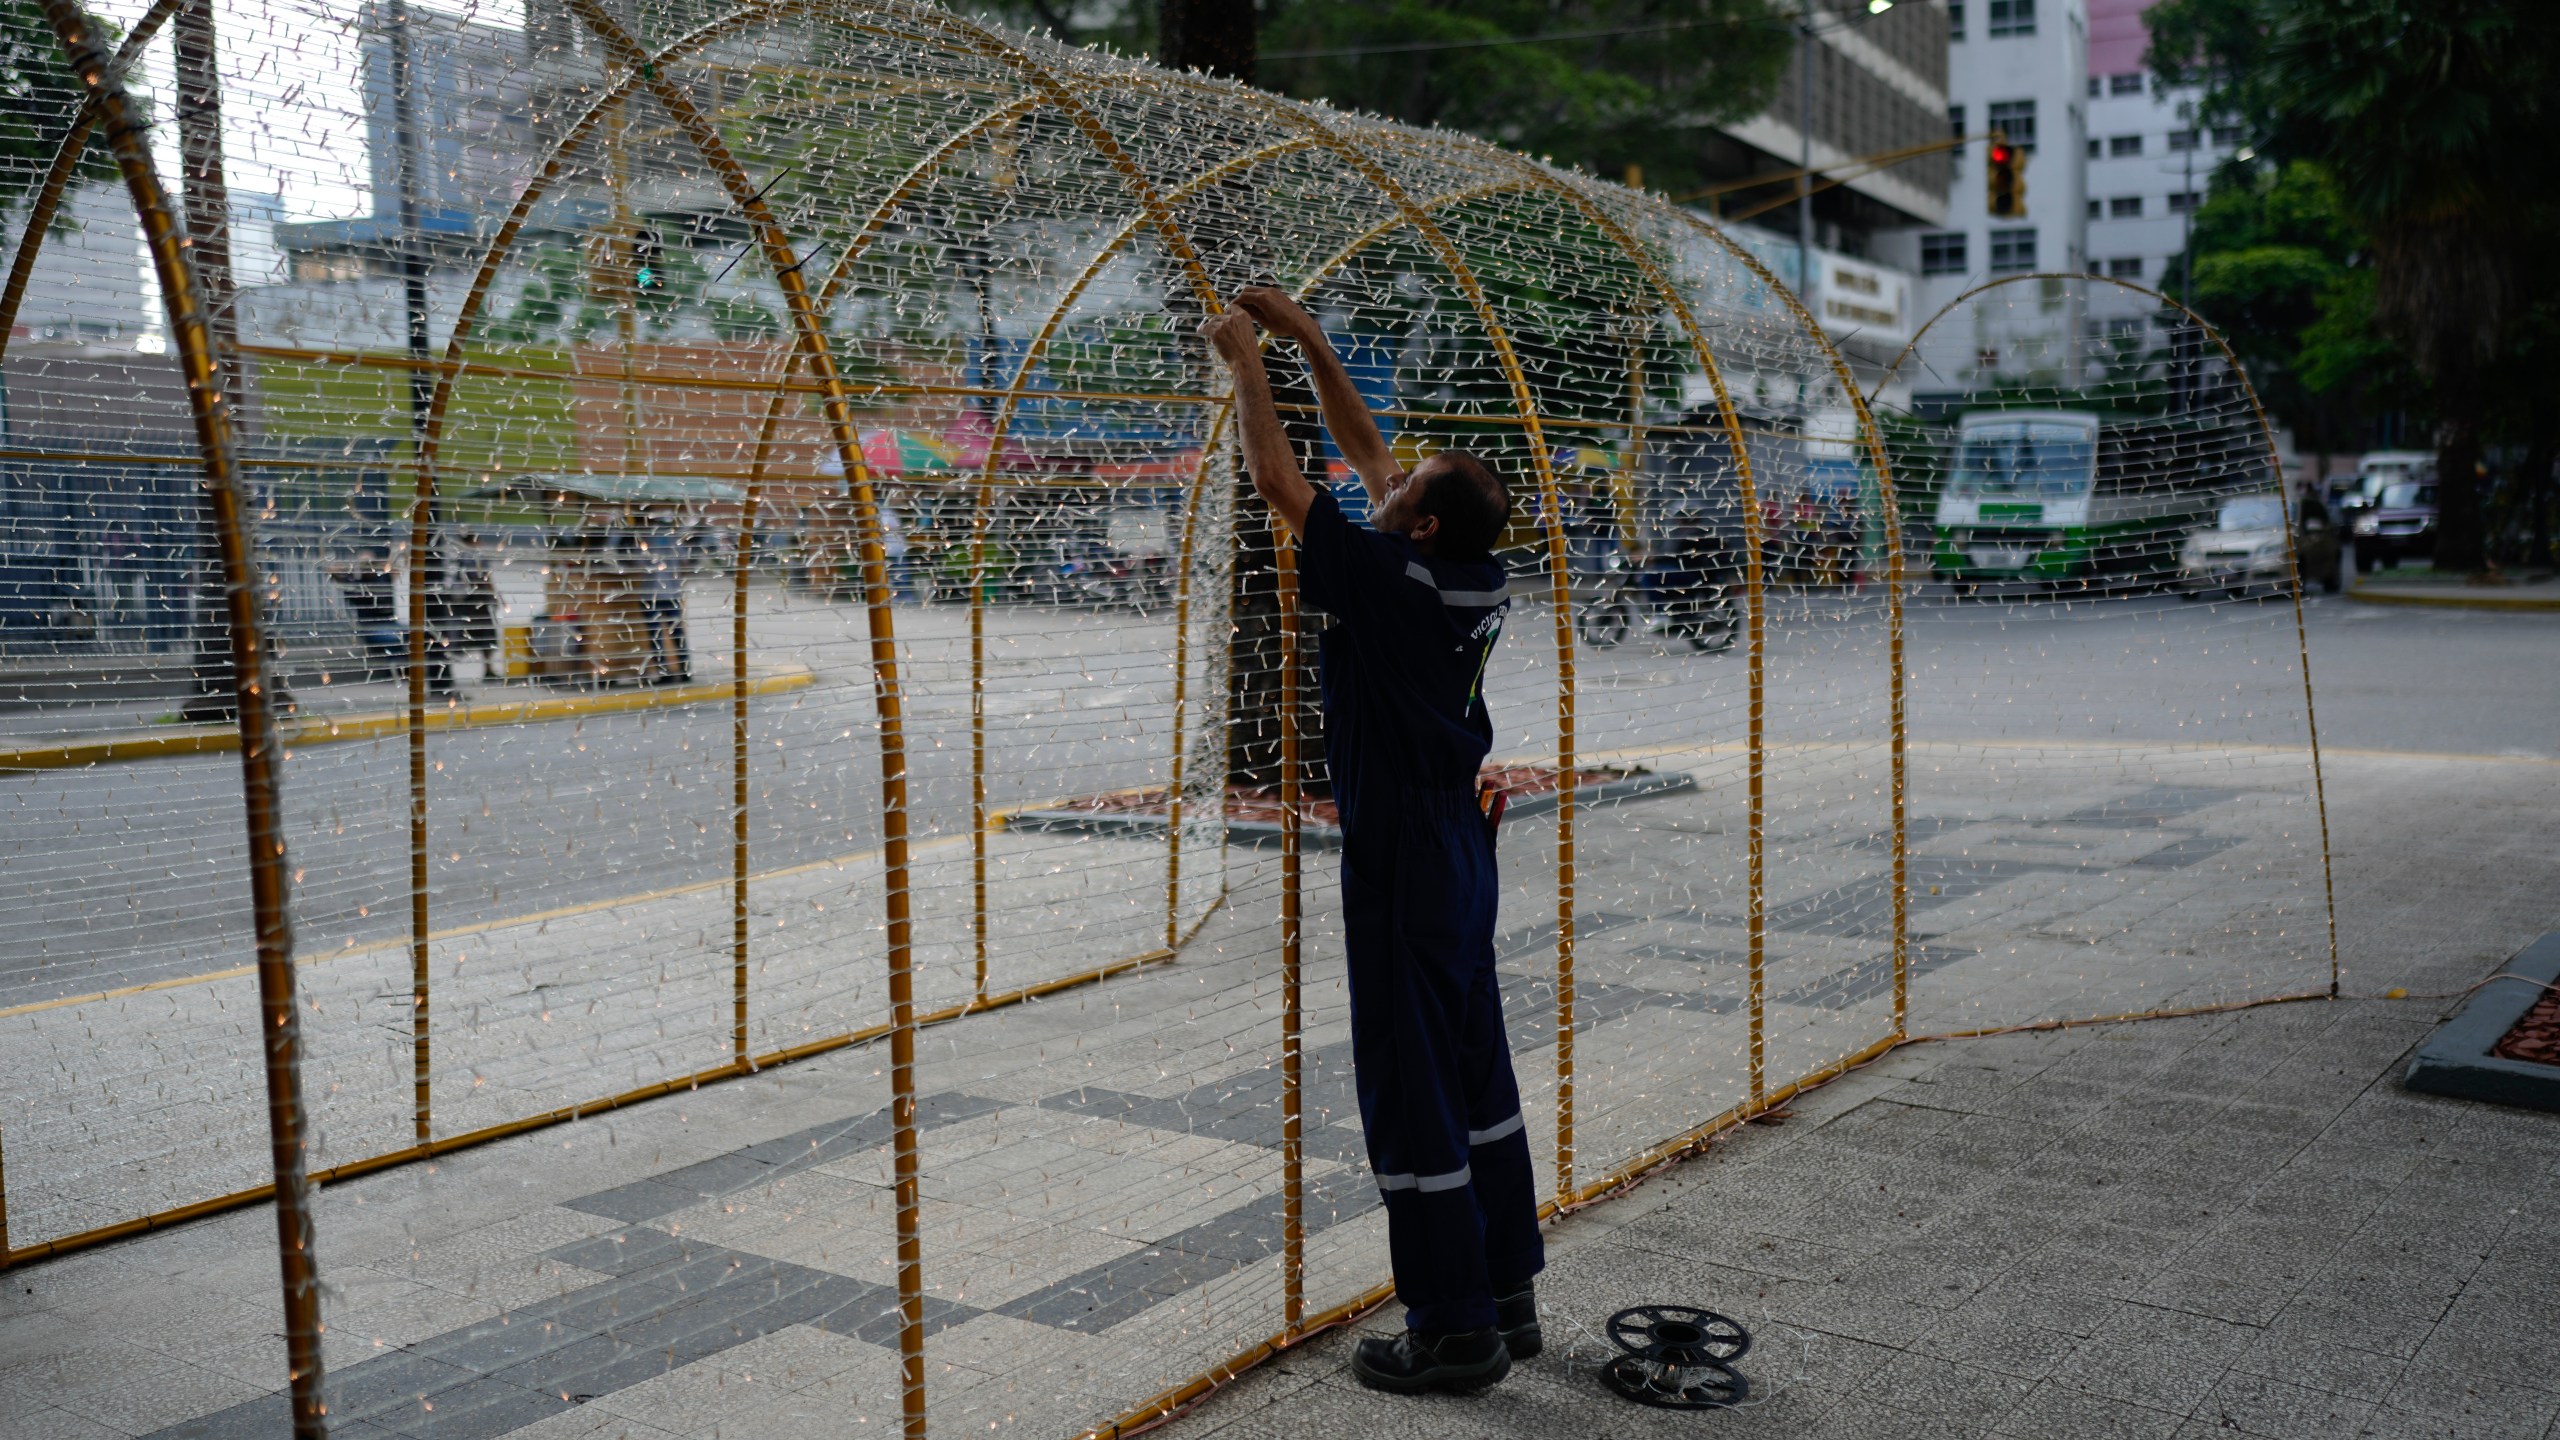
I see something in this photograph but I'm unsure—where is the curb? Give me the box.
[2403,933,2560,1113]
[0,667,815,772]
[2347,585,2560,612]
[1007,768,1700,851]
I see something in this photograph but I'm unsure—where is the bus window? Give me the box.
[1953,431,2095,497]
[2217,495,2286,530]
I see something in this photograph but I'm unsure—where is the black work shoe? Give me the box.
[1494,1281,1542,1359]
[1349,1326,1511,1394]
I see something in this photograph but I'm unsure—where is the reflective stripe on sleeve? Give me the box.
[1374,1164,1473,1194]
[1404,561,1510,609]
[1466,1112,1524,1146]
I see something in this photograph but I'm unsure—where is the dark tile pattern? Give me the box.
[146,1229,976,1440]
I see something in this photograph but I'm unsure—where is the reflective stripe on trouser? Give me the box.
[1343,788,1546,1335]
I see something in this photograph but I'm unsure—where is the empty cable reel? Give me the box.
[1601,1304,1751,1410]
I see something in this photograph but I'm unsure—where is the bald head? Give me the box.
[1412,450,1510,562]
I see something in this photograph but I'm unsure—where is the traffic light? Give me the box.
[1986,134,2026,218]
[632,228,665,293]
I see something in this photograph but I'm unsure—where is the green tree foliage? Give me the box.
[2180,160,2402,460]
[1256,1,1791,196]
[975,0,1793,198]
[0,0,127,216]
[2149,0,2560,570]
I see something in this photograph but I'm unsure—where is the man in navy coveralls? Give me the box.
[1208,290,1543,1394]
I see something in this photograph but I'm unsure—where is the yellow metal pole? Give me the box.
[1165,412,1230,949]
[1277,525,1305,1337]
[971,479,990,1002]
[401,96,434,1141]
[608,103,644,489]
[555,7,932,1431]
[43,3,328,1432]
[733,449,756,1064]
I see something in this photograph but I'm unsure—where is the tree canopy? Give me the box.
[2149,0,2560,569]
[976,0,1793,197]
[0,0,125,217]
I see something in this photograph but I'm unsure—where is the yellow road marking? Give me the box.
[0,668,815,773]
[2348,586,2560,612]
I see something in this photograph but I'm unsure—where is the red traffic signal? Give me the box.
[1985,136,2027,218]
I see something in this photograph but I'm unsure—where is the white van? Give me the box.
[2344,450,2435,514]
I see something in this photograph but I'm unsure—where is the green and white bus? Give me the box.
[1929,409,2248,591]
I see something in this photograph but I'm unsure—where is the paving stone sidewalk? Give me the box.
[1169,759,2560,1440]
[0,745,2548,1438]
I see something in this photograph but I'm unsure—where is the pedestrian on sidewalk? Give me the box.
[635,521,692,685]
[1207,288,1543,1396]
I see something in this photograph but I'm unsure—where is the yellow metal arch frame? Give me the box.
[31,1,328,1433]
[1873,271,2339,997]
[550,5,939,1430]
[0,10,1990,1440]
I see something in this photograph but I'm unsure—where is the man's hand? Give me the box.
[1234,286,1320,347]
[1207,306,1314,535]
[1236,286,1397,503]
[1202,309,1262,370]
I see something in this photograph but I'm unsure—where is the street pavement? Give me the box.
[0,583,2550,1439]
[10,581,2528,1011]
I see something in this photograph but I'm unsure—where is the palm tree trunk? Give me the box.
[2434,399,2487,573]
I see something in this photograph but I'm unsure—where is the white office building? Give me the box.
[1873,0,2090,402]
[2082,0,2244,333]
[3,183,154,350]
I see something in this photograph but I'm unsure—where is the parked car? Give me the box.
[2180,491,2341,598]
[2353,479,2437,571]
[2340,450,2434,522]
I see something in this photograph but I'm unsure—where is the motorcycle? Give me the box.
[1570,546,1739,653]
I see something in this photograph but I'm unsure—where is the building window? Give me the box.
[2086,198,2102,219]
[2086,138,2102,159]
[2167,129,2200,152]
[2109,73,2145,96]
[2106,257,2144,279]
[2168,191,2202,214]
[2109,195,2143,218]
[1987,99,2038,151]
[1989,227,2038,273]
[1987,0,2035,37]
[1920,233,1969,275]
[1948,0,1964,41]
[2086,76,2100,99]
[2109,135,2142,158]
[1949,104,1967,141]
[2212,126,2248,147]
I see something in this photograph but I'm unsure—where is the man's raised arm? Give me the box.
[1204,309,1315,536]
[1234,286,1398,507]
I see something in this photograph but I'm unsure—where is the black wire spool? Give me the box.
[1606,1305,1751,1364]
[1599,1305,1755,1410]
[1601,1351,1750,1409]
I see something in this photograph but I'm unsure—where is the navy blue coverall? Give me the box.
[1298,488,1545,1335]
